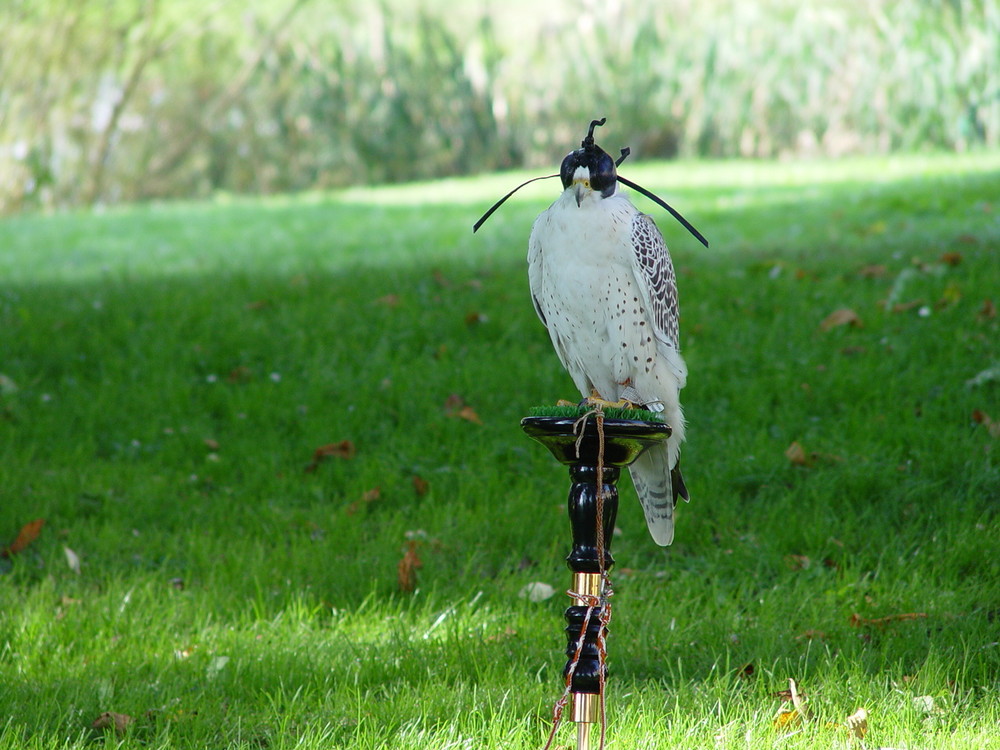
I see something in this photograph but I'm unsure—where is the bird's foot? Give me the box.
[577,387,666,414]
[620,383,666,413]
[582,389,642,411]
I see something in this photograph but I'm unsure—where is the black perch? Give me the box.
[521,413,671,749]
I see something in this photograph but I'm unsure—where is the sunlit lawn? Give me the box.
[1,152,999,748]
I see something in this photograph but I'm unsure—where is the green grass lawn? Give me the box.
[1,152,999,749]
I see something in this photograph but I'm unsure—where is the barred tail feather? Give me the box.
[629,443,676,546]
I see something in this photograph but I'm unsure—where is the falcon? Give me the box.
[526,119,700,546]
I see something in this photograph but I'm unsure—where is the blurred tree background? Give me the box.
[1,0,997,214]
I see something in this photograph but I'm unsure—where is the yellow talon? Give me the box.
[584,390,642,411]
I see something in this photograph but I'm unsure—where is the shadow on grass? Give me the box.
[1,164,999,745]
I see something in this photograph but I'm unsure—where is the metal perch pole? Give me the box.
[521,412,671,750]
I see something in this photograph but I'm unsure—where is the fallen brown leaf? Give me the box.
[346,487,381,515]
[443,393,465,411]
[91,711,133,734]
[412,475,429,496]
[443,394,483,424]
[973,410,1000,439]
[840,345,868,356]
[772,678,811,729]
[820,308,863,331]
[889,299,925,313]
[324,440,357,458]
[485,626,518,643]
[845,707,868,740]
[794,630,828,641]
[226,366,252,384]
[772,709,802,729]
[858,264,888,279]
[784,441,843,468]
[55,595,82,620]
[939,251,964,265]
[785,441,811,467]
[398,540,423,593]
[849,612,928,629]
[1,518,45,558]
[978,298,996,321]
[304,440,356,473]
[456,405,483,424]
[784,554,811,570]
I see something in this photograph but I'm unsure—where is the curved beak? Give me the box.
[572,179,589,207]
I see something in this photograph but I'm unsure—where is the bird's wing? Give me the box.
[628,211,689,545]
[630,213,680,350]
[526,224,548,327]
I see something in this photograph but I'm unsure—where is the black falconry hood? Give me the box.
[559,117,620,198]
[473,117,708,249]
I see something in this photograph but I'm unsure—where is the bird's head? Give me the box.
[472,116,708,248]
[560,118,617,205]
